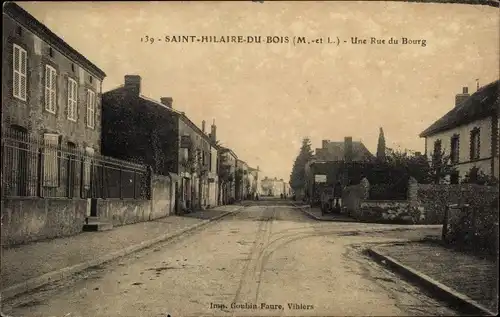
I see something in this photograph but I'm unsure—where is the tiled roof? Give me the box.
[314,141,374,161]
[419,80,500,138]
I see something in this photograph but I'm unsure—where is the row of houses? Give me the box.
[1,3,260,245]
[260,177,292,197]
[302,80,499,202]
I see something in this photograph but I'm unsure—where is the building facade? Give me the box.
[2,3,106,198]
[248,166,260,198]
[218,147,237,204]
[419,82,499,182]
[261,177,286,197]
[101,75,218,211]
[236,159,249,200]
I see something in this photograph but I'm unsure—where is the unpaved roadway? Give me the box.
[1,201,458,317]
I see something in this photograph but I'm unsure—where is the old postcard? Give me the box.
[1,1,499,316]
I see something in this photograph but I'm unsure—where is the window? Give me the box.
[13,44,27,101]
[16,26,22,36]
[71,63,75,72]
[49,47,54,57]
[43,133,60,187]
[470,128,480,160]
[67,78,78,121]
[44,65,57,113]
[86,89,95,128]
[89,75,93,83]
[450,135,460,164]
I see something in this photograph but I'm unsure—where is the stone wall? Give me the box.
[443,201,499,256]
[416,183,499,224]
[1,173,176,246]
[96,198,151,226]
[359,200,425,224]
[1,198,87,246]
[97,173,175,226]
[342,178,369,218]
[151,174,174,219]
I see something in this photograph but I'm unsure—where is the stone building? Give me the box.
[2,2,106,198]
[101,75,218,211]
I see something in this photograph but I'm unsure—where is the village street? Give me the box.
[2,200,458,317]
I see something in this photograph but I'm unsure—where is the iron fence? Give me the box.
[1,132,150,199]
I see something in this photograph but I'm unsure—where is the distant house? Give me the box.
[314,137,374,162]
[260,177,286,197]
[304,136,374,203]
[419,80,499,182]
[101,75,218,210]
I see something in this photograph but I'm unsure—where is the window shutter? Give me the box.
[45,66,50,110]
[13,45,20,98]
[20,50,27,100]
[51,68,56,112]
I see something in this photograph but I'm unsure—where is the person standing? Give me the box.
[333,181,343,212]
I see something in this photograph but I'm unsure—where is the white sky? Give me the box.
[18,1,499,180]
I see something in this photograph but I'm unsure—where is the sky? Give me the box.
[17,1,499,181]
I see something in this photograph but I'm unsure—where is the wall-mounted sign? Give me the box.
[314,174,327,183]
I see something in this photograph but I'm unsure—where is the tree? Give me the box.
[376,127,386,161]
[289,137,314,192]
[429,149,457,184]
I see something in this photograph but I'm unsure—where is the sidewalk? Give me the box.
[367,241,498,316]
[0,204,243,300]
[297,204,356,222]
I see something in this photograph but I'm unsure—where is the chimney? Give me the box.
[124,75,141,95]
[202,120,206,133]
[322,140,329,149]
[455,86,470,108]
[210,119,217,143]
[344,136,353,162]
[160,97,173,108]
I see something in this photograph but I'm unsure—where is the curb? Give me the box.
[0,206,243,301]
[365,246,497,316]
[292,203,356,222]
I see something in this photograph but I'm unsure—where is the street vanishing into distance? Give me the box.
[2,199,459,317]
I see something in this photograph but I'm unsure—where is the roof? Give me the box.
[314,141,374,161]
[103,86,214,144]
[4,2,106,79]
[419,80,500,138]
[219,147,238,159]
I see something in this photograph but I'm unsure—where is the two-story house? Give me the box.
[419,80,499,182]
[101,75,216,210]
[236,159,249,201]
[2,3,106,198]
[218,147,238,204]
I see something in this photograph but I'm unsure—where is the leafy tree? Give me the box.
[429,149,457,184]
[289,137,314,192]
[385,147,433,184]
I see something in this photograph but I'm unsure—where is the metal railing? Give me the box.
[1,132,150,199]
